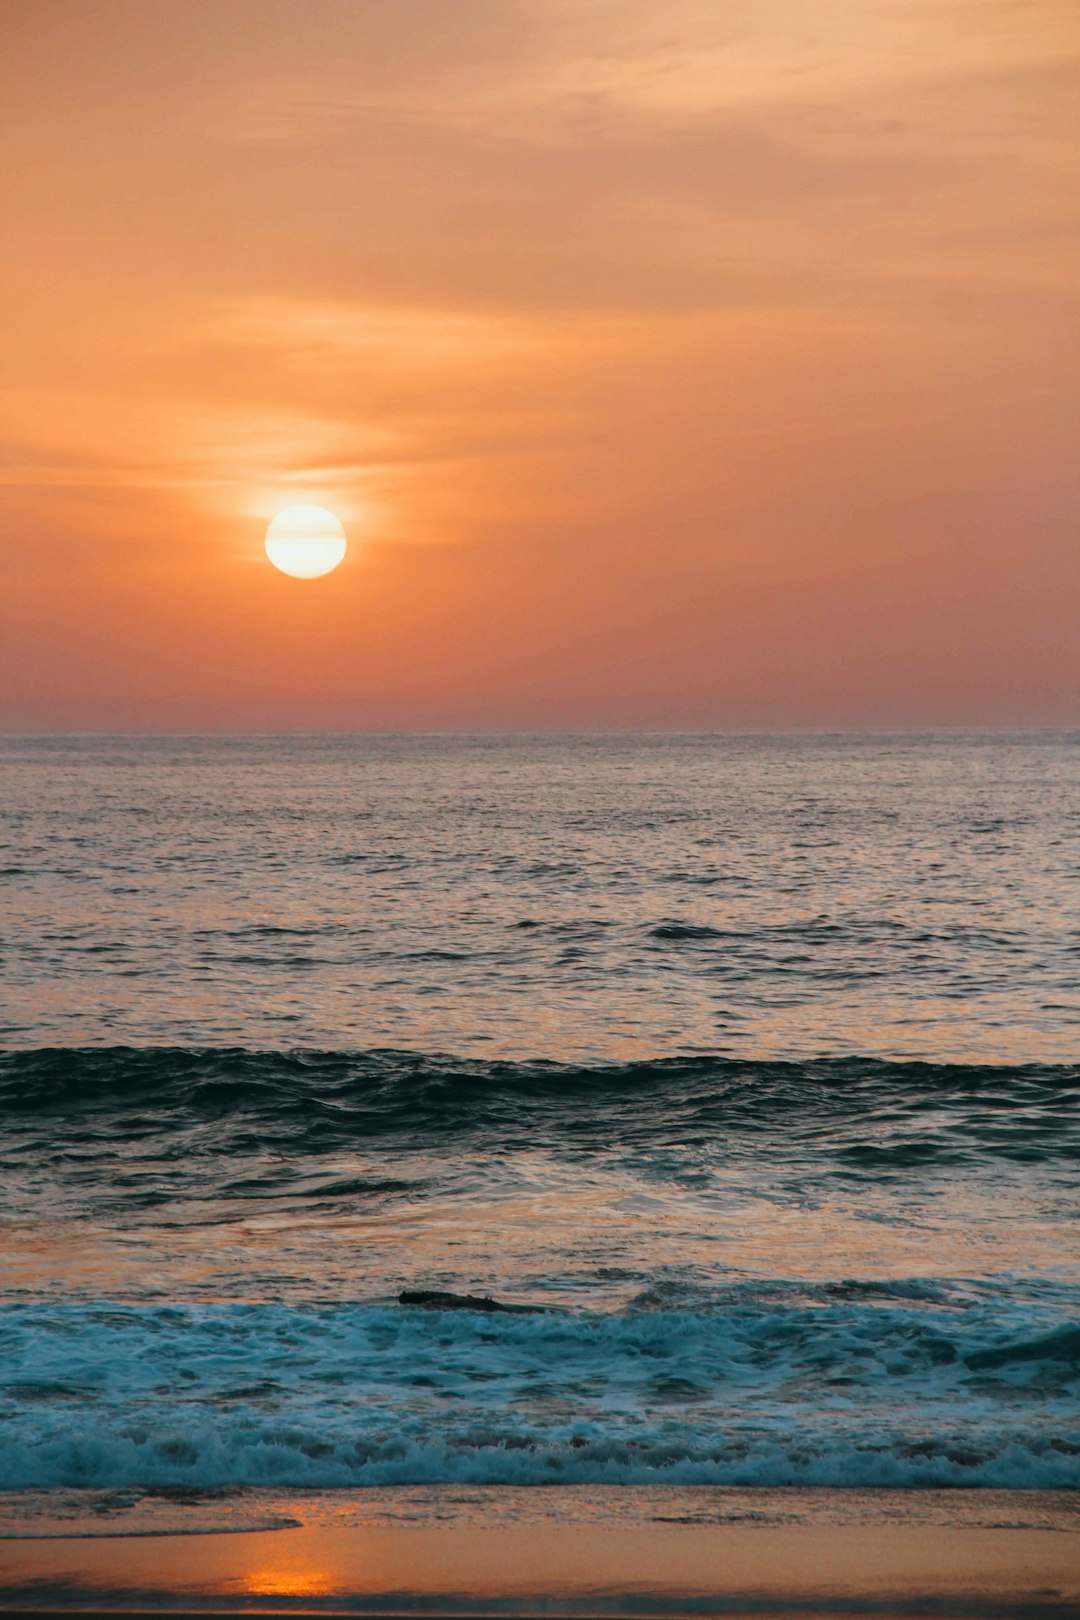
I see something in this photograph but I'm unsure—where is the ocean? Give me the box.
[0,732,1077,1495]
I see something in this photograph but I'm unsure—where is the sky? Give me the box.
[1,0,1077,729]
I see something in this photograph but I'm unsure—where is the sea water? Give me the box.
[0,732,1076,1491]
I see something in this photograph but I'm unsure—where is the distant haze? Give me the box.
[1,0,1077,728]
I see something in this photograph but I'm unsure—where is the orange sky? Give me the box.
[2,0,1078,728]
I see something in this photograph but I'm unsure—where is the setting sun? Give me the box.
[264,505,347,579]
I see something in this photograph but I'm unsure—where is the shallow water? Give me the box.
[0,733,1077,1492]
[0,1487,1077,1619]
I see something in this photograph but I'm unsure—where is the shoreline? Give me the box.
[0,1487,1075,1617]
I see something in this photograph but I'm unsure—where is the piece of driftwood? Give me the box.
[398,1289,545,1315]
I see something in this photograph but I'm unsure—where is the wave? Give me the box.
[0,1297,1076,1491]
[3,1422,1074,1492]
[1,1047,1075,1165]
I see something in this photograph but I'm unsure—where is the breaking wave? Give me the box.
[0,1295,1076,1490]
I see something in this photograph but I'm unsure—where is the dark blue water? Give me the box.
[0,733,1077,1489]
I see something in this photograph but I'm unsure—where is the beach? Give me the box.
[1,1486,1077,1616]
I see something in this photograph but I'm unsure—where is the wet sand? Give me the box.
[0,1487,1076,1617]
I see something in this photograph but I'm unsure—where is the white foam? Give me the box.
[1,1298,1075,1490]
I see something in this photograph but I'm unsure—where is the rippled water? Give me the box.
[2,731,1077,1059]
[0,733,1077,1492]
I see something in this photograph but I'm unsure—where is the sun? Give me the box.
[264,504,347,578]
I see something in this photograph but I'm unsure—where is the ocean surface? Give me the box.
[0,732,1077,1494]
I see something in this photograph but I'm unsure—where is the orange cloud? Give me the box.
[1,0,1077,726]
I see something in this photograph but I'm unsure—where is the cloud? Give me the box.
[1,0,1076,723]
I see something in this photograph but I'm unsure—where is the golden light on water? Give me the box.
[264,504,348,578]
[241,1560,338,1597]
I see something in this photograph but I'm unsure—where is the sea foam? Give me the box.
[1,1297,1076,1490]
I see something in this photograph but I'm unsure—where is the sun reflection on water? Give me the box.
[240,1560,340,1598]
